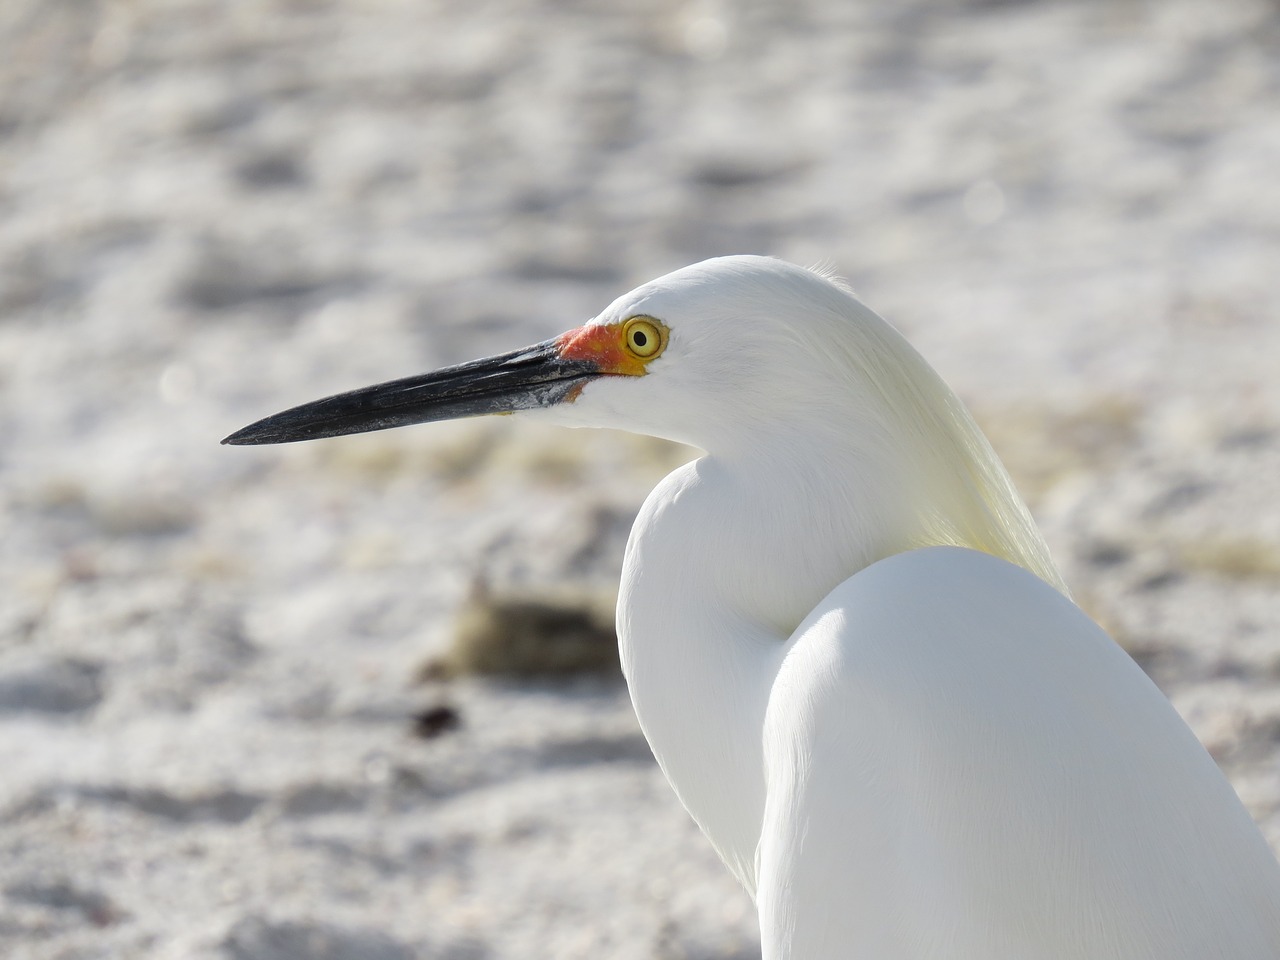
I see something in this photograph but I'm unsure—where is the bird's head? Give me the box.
[223,256,885,454]
[223,255,1065,594]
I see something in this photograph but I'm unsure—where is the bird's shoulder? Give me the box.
[764,544,1185,781]
[769,545,1111,712]
[757,546,1280,960]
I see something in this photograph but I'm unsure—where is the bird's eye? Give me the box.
[622,316,666,359]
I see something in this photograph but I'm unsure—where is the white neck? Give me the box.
[617,442,901,895]
[616,383,1062,894]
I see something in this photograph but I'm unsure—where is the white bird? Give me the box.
[226,256,1280,958]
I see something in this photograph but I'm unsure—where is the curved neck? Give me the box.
[617,466,773,895]
[617,399,1060,894]
[617,450,899,894]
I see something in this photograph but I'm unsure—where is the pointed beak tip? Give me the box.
[221,426,257,446]
[222,420,294,446]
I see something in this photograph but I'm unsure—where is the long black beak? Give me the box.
[222,338,599,445]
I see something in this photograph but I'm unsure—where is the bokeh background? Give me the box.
[2,0,1279,957]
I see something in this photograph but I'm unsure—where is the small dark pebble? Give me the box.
[1137,569,1182,591]
[412,705,461,740]
[1082,540,1131,568]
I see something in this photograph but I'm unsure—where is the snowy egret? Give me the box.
[226,256,1280,958]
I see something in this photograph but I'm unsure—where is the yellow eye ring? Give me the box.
[622,316,666,360]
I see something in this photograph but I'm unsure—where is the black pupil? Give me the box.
[632,330,648,348]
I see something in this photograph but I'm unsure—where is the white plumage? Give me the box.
[228,256,1280,958]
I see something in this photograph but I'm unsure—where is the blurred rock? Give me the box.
[425,585,619,679]
[0,657,102,715]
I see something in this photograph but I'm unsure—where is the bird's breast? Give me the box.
[617,456,890,891]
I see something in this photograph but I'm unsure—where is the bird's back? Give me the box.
[758,547,1280,959]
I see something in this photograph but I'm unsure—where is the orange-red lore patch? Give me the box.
[556,324,649,377]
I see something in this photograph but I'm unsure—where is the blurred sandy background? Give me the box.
[1,0,1279,957]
